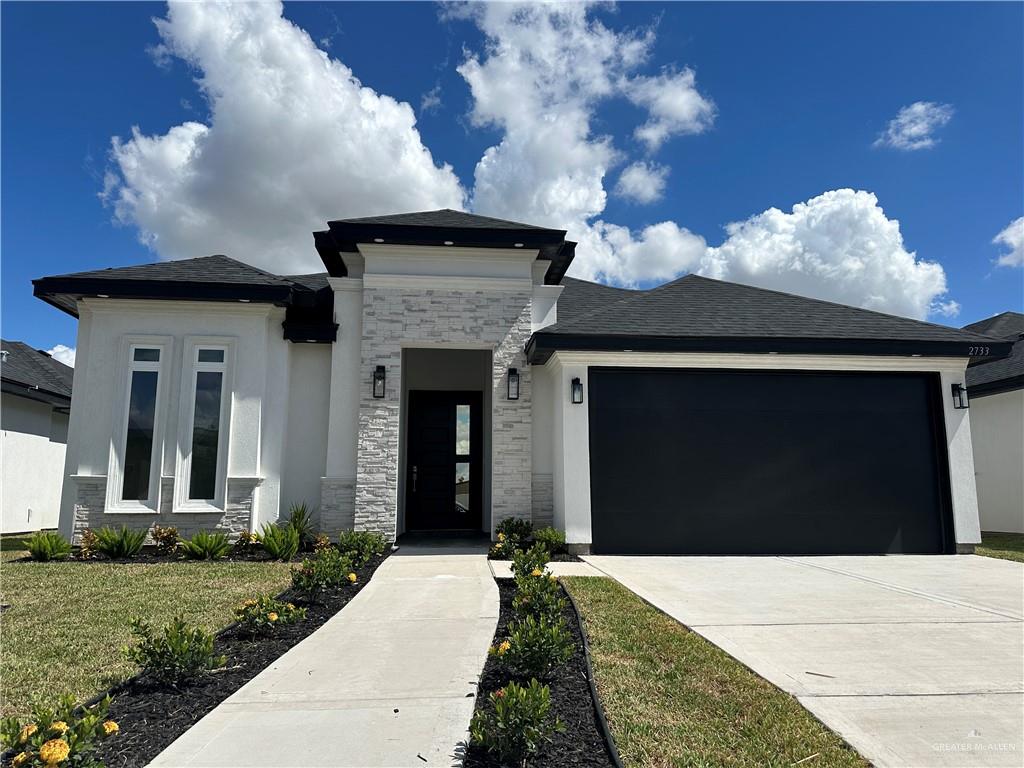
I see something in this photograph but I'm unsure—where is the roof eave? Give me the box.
[1,378,72,407]
[32,277,296,313]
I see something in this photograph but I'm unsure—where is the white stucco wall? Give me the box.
[280,343,332,518]
[1,394,68,533]
[970,388,1024,533]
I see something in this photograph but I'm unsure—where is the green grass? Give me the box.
[0,554,292,717]
[1,533,39,553]
[977,531,1024,563]
[563,577,868,768]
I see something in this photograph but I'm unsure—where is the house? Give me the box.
[962,312,1024,534]
[32,210,1012,554]
[1,340,74,534]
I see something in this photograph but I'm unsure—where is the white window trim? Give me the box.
[173,336,235,514]
[105,336,171,514]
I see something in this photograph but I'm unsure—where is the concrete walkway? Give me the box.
[488,559,602,579]
[150,543,498,767]
[585,554,1024,768]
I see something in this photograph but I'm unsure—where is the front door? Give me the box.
[406,391,483,531]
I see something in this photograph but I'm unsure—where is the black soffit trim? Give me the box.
[281,320,339,343]
[524,333,1014,363]
[966,374,1024,398]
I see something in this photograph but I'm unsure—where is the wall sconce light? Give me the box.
[372,365,386,399]
[507,367,520,400]
[951,383,969,409]
[570,376,584,405]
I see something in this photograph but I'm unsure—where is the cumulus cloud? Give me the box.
[993,216,1024,267]
[874,101,954,151]
[103,1,464,273]
[47,345,76,367]
[615,161,669,204]
[625,68,715,151]
[420,84,442,114]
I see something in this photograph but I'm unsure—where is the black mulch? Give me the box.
[487,551,581,563]
[88,552,389,768]
[463,580,616,768]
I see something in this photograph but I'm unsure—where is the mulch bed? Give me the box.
[488,551,581,563]
[463,579,617,768]
[86,551,389,768]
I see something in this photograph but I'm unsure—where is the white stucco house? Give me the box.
[1,340,73,534]
[963,312,1024,534]
[33,210,1013,554]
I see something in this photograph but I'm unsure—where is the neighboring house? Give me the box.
[32,210,1012,554]
[962,312,1024,534]
[1,340,74,533]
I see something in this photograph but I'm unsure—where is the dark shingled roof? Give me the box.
[329,209,549,231]
[963,312,1024,395]
[528,274,1011,362]
[40,254,295,286]
[556,277,637,325]
[1,339,74,406]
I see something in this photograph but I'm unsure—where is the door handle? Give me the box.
[411,465,417,493]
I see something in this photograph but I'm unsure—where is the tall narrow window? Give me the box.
[121,347,161,501]
[187,348,226,500]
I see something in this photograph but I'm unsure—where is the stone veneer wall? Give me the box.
[320,476,355,534]
[531,473,554,528]
[355,287,534,538]
[70,476,259,543]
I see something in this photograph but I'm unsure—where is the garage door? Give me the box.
[588,369,955,555]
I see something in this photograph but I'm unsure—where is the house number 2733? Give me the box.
[968,346,991,356]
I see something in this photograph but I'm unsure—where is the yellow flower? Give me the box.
[12,752,30,767]
[50,721,68,734]
[493,542,503,550]
[286,603,295,610]
[497,640,511,655]
[530,568,543,577]
[267,612,278,622]
[497,532,505,542]
[18,724,37,743]
[102,720,119,736]
[39,738,70,764]
[549,575,557,582]
[347,573,357,583]
[243,599,257,608]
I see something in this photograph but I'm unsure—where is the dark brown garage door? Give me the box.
[588,368,955,555]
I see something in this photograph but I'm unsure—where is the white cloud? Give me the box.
[698,190,955,320]
[993,216,1024,267]
[47,345,76,367]
[614,161,669,204]
[874,101,954,151]
[420,85,442,114]
[625,68,716,151]
[103,1,464,273]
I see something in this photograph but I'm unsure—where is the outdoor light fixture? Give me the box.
[951,383,969,409]
[507,367,520,400]
[372,365,386,399]
[571,377,584,404]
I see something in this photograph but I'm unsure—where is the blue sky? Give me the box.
[2,1,1022,361]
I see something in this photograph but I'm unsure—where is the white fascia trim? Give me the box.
[327,277,364,292]
[81,298,278,317]
[362,274,532,292]
[533,285,564,300]
[357,243,540,262]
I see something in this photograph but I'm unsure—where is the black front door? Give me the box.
[406,391,483,531]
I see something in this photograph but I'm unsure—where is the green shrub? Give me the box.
[496,517,533,542]
[259,523,300,561]
[337,530,388,565]
[94,526,146,559]
[0,693,118,766]
[510,543,550,580]
[313,532,333,552]
[291,548,356,597]
[151,524,180,556]
[123,615,225,685]
[490,613,573,680]
[233,594,306,635]
[469,679,562,764]
[286,502,316,551]
[180,531,232,560]
[25,531,71,562]
[512,571,566,622]
[532,526,566,554]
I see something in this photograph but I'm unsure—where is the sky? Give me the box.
[2,1,1022,365]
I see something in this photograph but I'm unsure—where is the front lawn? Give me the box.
[563,577,868,768]
[0,553,292,718]
[977,531,1024,563]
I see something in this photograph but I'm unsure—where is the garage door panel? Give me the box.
[588,369,953,555]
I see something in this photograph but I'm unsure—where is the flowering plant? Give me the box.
[489,614,573,680]
[469,679,562,764]
[234,594,306,634]
[0,694,117,766]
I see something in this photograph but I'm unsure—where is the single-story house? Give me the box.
[962,312,1024,534]
[1,339,73,534]
[33,210,1012,554]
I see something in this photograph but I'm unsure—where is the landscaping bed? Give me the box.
[89,551,389,768]
[463,578,616,768]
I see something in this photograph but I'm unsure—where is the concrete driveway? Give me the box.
[584,554,1024,768]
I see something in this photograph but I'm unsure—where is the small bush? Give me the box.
[259,523,300,561]
[510,543,550,580]
[291,548,356,597]
[512,572,566,622]
[337,530,388,566]
[286,502,316,551]
[532,526,566,554]
[490,613,573,680]
[94,526,146,559]
[151,525,180,556]
[0,693,118,767]
[78,528,99,560]
[25,531,71,562]
[313,533,332,552]
[234,594,306,635]
[123,615,225,685]
[469,679,562,765]
[233,530,259,555]
[496,517,533,542]
[180,531,232,560]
